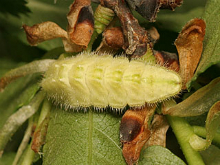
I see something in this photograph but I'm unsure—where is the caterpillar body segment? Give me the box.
[41,53,182,109]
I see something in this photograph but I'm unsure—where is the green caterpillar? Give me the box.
[41,52,182,109]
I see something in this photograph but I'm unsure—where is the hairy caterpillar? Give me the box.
[41,53,182,109]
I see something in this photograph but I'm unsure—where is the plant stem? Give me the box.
[166,115,205,165]
[20,144,36,165]
[0,91,45,157]
[31,99,51,153]
[12,117,34,165]
[87,31,99,52]
[0,59,55,91]
[36,99,51,127]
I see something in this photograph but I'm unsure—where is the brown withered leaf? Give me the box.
[102,27,124,49]
[23,22,68,46]
[31,115,50,153]
[145,114,169,148]
[62,38,84,52]
[120,105,156,165]
[23,0,94,53]
[175,18,206,89]
[67,0,91,30]
[147,26,160,46]
[96,27,124,54]
[67,0,94,47]
[23,22,84,52]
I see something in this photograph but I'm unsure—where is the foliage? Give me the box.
[0,0,220,165]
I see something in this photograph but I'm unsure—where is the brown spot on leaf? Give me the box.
[120,105,156,165]
[120,110,143,142]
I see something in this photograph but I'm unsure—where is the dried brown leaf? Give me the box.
[147,27,160,45]
[120,105,156,165]
[23,0,94,52]
[23,21,84,53]
[31,115,49,153]
[103,27,124,49]
[23,22,68,46]
[145,114,169,148]
[62,38,84,52]
[175,18,206,89]
[96,27,124,53]
[67,0,94,47]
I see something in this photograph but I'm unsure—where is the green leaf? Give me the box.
[0,91,45,155]
[164,77,220,117]
[0,0,72,50]
[0,59,22,77]
[188,0,220,87]
[136,0,206,32]
[155,7,204,33]
[189,134,208,151]
[0,152,16,165]
[43,108,125,165]
[0,74,40,129]
[138,146,186,165]
[0,34,45,62]
[0,0,30,17]
[200,145,220,165]
[206,101,220,145]
[192,126,220,148]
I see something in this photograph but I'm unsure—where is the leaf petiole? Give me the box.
[166,115,205,165]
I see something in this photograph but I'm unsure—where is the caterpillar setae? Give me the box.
[41,52,182,109]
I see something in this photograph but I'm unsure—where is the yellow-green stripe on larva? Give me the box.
[41,53,182,109]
